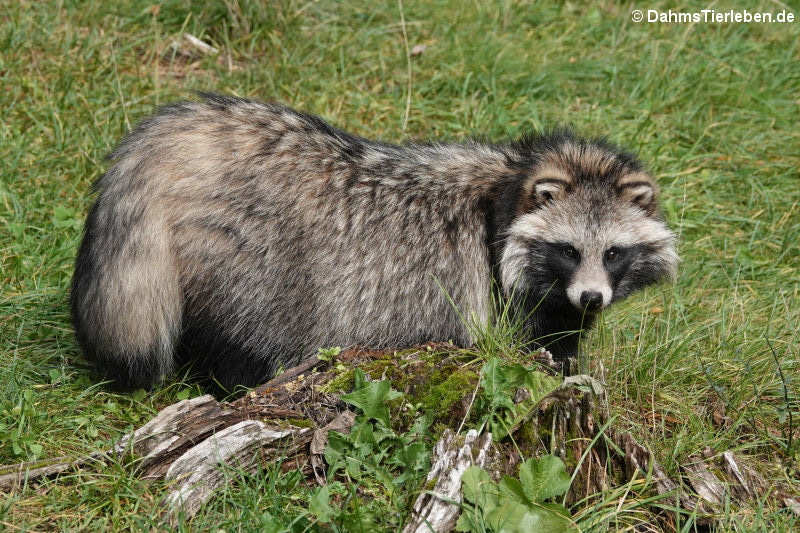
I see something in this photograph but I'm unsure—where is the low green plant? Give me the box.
[316,346,342,362]
[475,357,562,441]
[312,368,432,530]
[456,455,576,532]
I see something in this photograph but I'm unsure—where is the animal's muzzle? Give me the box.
[580,290,603,312]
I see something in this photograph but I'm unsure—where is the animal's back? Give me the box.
[72,95,494,389]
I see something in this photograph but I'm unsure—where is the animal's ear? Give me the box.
[522,165,572,207]
[531,178,568,203]
[616,172,658,213]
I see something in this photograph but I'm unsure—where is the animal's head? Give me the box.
[500,132,678,314]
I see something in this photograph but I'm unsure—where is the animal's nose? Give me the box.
[580,291,603,311]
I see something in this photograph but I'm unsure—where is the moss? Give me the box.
[420,370,478,414]
[514,419,543,458]
[319,368,355,394]
[424,367,453,389]
[283,417,315,429]
[360,357,403,381]
[423,476,438,492]
[318,349,480,432]
[270,417,315,430]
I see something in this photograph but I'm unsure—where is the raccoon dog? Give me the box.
[71,93,678,390]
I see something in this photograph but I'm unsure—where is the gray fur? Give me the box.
[71,94,678,389]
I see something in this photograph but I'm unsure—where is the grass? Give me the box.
[1,0,798,530]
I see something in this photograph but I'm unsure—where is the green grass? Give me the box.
[1,0,798,530]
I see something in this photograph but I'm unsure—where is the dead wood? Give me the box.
[402,429,493,533]
[253,356,322,394]
[0,453,102,491]
[721,451,766,501]
[310,410,357,485]
[163,420,310,520]
[682,456,725,507]
[118,395,245,478]
[0,395,241,490]
[534,373,610,503]
[617,431,706,513]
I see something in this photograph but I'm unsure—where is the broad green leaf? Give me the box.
[522,371,563,402]
[346,456,362,479]
[353,368,368,390]
[455,507,482,532]
[479,358,517,409]
[257,512,287,533]
[487,501,574,533]
[408,412,432,437]
[341,374,402,427]
[370,422,398,445]
[309,486,334,523]
[498,476,529,505]
[485,500,533,532]
[316,346,341,361]
[538,502,571,517]
[461,466,499,513]
[518,456,571,503]
[461,465,492,503]
[175,388,191,400]
[324,431,352,477]
[479,358,505,399]
[349,416,377,449]
[480,358,561,440]
[523,505,576,533]
[391,441,429,475]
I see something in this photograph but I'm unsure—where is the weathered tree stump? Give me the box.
[1,346,790,529]
[402,429,493,533]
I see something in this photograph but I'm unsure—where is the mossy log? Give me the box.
[0,346,780,528]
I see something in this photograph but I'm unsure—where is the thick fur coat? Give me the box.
[71,94,678,389]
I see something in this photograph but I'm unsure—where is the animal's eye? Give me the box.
[561,245,579,260]
[605,247,621,262]
[540,191,553,202]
